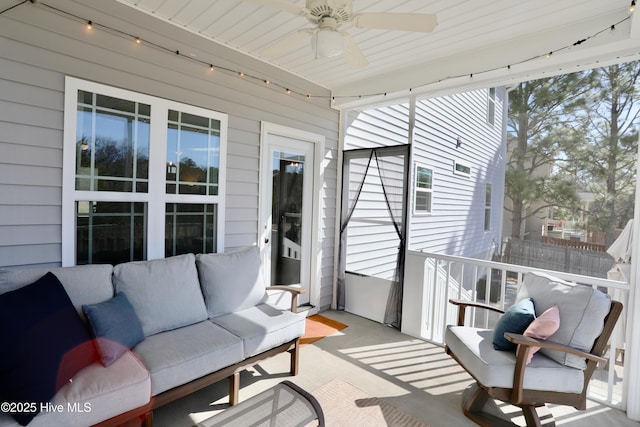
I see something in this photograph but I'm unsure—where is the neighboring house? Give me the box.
[340,89,507,321]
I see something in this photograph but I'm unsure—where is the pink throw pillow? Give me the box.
[522,305,560,364]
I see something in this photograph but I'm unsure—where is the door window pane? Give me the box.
[165,203,217,257]
[166,110,221,196]
[76,201,146,265]
[271,151,304,285]
[75,90,150,192]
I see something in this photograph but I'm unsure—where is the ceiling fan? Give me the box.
[246,0,438,68]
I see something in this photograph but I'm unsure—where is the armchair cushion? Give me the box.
[516,272,610,369]
[492,298,535,351]
[196,246,267,317]
[446,325,584,393]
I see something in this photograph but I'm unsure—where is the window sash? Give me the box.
[414,165,433,214]
[62,77,227,266]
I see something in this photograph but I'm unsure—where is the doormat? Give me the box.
[300,314,348,347]
[311,378,430,427]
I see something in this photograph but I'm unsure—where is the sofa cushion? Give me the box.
[83,292,145,367]
[0,272,97,426]
[445,325,584,393]
[492,298,535,351]
[113,254,208,337]
[133,321,244,395]
[212,304,305,358]
[516,272,611,369]
[0,351,151,427]
[0,264,114,320]
[196,246,267,318]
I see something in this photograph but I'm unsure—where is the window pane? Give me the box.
[485,184,492,205]
[76,201,146,265]
[165,203,217,257]
[485,208,491,231]
[415,192,432,212]
[75,91,150,192]
[166,111,220,195]
[416,167,432,189]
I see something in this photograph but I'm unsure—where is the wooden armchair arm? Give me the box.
[266,286,304,313]
[449,299,505,326]
[504,332,606,404]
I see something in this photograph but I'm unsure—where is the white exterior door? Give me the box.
[259,123,323,307]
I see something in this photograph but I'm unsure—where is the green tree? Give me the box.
[506,74,591,238]
[572,62,640,246]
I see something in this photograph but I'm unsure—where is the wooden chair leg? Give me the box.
[141,411,153,427]
[289,339,300,376]
[228,372,240,406]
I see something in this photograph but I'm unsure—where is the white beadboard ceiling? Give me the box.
[116,0,640,107]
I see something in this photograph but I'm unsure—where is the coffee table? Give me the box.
[197,380,324,426]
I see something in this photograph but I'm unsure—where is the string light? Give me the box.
[19,1,637,105]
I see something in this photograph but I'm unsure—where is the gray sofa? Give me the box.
[0,246,305,427]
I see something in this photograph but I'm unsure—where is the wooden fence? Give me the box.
[541,236,606,252]
[504,238,615,278]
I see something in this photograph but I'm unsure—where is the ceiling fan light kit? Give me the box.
[312,28,344,58]
[251,0,437,67]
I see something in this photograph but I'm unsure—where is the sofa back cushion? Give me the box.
[196,246,267,317]
[0,264,114,320]
[516,271,611,369]
[113,253,207,337]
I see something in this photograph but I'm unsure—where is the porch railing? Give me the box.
[401,250,630,409]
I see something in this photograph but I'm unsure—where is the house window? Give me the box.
[413,164,433,214]
[487,87,496,126]
[484,183,492,231]
[454,161,471,177]
[62,77,227,266]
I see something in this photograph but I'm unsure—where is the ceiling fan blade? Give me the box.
[341,33,368,68]
[352,13,438,33]
[262,29,312,57]
[242,0,308,16]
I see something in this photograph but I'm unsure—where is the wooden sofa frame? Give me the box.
[446,298,623,427]
[93,286,303,427]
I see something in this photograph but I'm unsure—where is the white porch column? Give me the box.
[624,137,640,421]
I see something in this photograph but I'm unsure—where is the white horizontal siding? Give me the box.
[0,0,338,307]
[410,89,506,258]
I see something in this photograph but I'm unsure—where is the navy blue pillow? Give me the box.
[0,272,97,425]
[492,298,536,351]
[82,292,145,367]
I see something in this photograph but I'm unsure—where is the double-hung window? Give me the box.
[487,87,496,126]
[413,164,433,215]
[62,77,227,266]
[484,183,492,231]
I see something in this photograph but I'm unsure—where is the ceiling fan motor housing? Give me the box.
[306,0,351,23]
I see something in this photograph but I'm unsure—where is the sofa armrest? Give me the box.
[449,299,505,326]
[266,286,304,313]
[504,332,606,404]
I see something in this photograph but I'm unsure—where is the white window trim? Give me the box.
[62,77,227,266]
[453,161,471,177]
[413,163,433,216]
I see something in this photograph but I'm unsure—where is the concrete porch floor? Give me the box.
[154,310,638,427]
